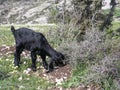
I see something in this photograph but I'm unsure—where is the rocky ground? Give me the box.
[0,45,101,90]
[0,0,51,24]
[0,0,72,24]
[0,0,119,25]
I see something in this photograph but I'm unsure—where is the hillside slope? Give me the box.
[0,0,54,24]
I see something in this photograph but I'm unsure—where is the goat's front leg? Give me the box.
[47,59,54,73]
[31,51,37,71]
[41,54,48,70]
[14,46,23,67]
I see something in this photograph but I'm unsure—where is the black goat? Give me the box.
[11,26,65,73]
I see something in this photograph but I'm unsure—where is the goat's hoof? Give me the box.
[14,64,20,68]
[14,62,20,67]
[59,63,66,67]
[46,69,54,73]
[32,68,36,72]
[31,67,36,72]
[44,66,48,70]
[46,70,51,73]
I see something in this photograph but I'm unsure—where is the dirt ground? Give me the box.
[0,45,100,90]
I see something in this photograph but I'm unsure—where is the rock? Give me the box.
[56,0,73,12]
[0,0,73,24]
[34,16,48,24]
[23,1,52,19]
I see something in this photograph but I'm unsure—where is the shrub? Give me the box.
[59,28,120,89]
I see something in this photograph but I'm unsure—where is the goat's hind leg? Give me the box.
[31,51,37,71]
[14,46,23,67]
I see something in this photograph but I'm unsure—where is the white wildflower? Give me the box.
[63,77,67,80]
[9,70,18,74]
[6,59,9,61]
[19,85,25,89]
[26,78,30,80]
[22,51,26,56]
[43,74,47,77]
[13,66,18,70]
[23,61,26,64]
[18,76,23,81]
[55,78,63,85]
[37,86,41,90]
[23,68,32,75]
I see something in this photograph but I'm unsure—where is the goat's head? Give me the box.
[53,52,65,67]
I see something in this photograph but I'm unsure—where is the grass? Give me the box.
[0,24,59,90]
[114,8,120,17]
[62,62,88,88]
[0,27,14,46]
[103,8,120,18]
[112,21,120,30]
[0,56,52,90]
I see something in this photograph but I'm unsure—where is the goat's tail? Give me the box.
[11,26,15,34]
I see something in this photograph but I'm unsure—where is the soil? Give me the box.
[0,45,100,90]
[0,45,15,57]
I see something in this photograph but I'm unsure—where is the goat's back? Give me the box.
[12,27,48,47]
[14,27,45,40]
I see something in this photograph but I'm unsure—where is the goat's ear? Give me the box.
[59,53,65,60]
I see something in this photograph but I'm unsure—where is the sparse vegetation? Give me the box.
[0,0,120,90]
[0,56,51,90]
[60,28,120,89]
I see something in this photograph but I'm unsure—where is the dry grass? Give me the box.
[58,28,120,89]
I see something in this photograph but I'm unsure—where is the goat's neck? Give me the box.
[44,44,57,57]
